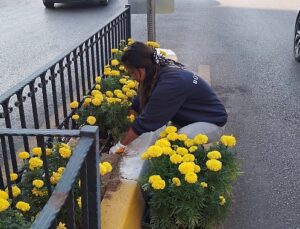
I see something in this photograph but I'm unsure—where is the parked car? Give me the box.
[43,0,109,8]
[294,11,300,61]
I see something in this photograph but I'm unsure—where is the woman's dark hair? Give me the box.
[121,41,184,109]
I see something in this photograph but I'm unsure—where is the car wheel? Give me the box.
[294,14,300,62]
[43,0,55,8]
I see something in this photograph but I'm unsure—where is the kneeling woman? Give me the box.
[110,41,227,154]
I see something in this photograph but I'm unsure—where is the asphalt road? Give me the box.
[130,0,300,228]
[1,0,300,228]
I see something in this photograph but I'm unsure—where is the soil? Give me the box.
[100,152,122,200]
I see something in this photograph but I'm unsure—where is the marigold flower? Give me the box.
[104,70,111,76]
[99,163,110,176]
[105,91,114,97]
[165,126,177,134]
[32,188,47,197]
[70,101,79,109]
[189,146,198,153]
[18,151,30,160]
[194,165,201,173]
[119,65,125,71]
[146,41,160,48]
[50,172,62,185]
[32,147,42,157]
[207,150,222,160]
[182,154,195,162]
[127,114,135,123]
[95,84,101,90]
[178,162,195,175]
[87,116,97,125]
[219,195,226,205]
[28,157,43,170]
[200,182,208,188]
[159,130,167,138]
[167,132,178,141]
[155,139,171,147]
[126,80,136,88]
[5,185,21,197]
[206,159,222,172]
[0,199,10,212]
[77,196,82,209]
[141,152,150,160]
[84,97,92,106]
[102,162,112,173]
[92,98,102,106]
[119,78,127,84]
[170,154,182,164]
[72,114,80,121]
[111,59,119,66]
[111,70,120,76]
[57,222,67,229]
[194,134,208,145]
[185,172,198,184]
[57,167,65,174]
[111,48,119,53]
[220,135,236,147]
[0,190,8,200]
[172,177,181,187]
[178,134,187,141]
[147,145,163,158]
[46,148,52,156]
[10,173,18,182]
[184,139,194,148]
[59,147,72,159]
[151,179,166,190]
[162,147,172,155]
[95,76,102,83]
[176,147,188,156]
[148,175,162,184]
[32,179,44,188]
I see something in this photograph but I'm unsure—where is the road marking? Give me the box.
[197,64,211,86]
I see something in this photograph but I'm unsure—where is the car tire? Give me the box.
[43,1,55,8]
[294,13,300,62]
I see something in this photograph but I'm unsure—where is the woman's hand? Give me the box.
[109,141,126,154]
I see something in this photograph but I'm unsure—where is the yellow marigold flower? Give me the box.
[0,199,10,212]
[0,190,8,200]
[116,92,125,99]
[18,151,30,160]
[159,130,167,138]
[162,146,172,155]
[207,150,222,160]
[113,89,122,95]
[46,148,52,156]
[32,147,42,157]
[165,126,177,134]
[147,145,163,158]
[141,152,150,160]
[91,90,100,96]
[125,91,134,98]
[200,182,208,188]
[194,164,201,173]
[50,172,61,185]
[105,91,114,97]
[28,157,43,170]
[178,162,195,175]
[5,185,21,197]
[178,134,187,141]
[170,154,182,164]
[129,89,137,96]
[59,147,72,159]
[77,196,82,208]
[32,179,44,188]
[119,78,127,84]
[206,159,222,172]
[104,70,111,76]
[127,114,135,123]
[72,114,80,121]
[57,222,67,229]
[10,173,18,182]
[119,65,125,71]
[111,70,120,76]
[102,162,112,173]
[84,97,92,106]
[87,116,96,125]
[92,98,102,106]
[220,135,236,147]
[70,101,79,109]
[111,48,119,53]
[126,80,136,88]
[148,175,162,184]
[172,177,181,187]
[189,146,198,153]
[155,139,171,147]
[194,134,208,145]
[184,139,194,148]
[151,179,166,190]
[167,132,178,141]
[111,59,119,66]
[182,154,195,162]
[122,85,130,93]
[57,167,65,174]
[32,188,47,197]
[95,84,101,90]
[99,163,108,176]
[146,41,160,48]
[176,147,188,156]
[95,76,102,83]
[185,172,198,184]
[219,196,226,205]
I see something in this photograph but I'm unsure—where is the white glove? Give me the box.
[109,141,126,154]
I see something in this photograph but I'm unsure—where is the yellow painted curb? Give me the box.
[101,179,145,229]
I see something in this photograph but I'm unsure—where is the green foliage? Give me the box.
[0,209,32,229]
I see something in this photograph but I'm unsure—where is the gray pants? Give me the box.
[178,122,225,143]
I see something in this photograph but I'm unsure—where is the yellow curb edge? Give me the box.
[101,179,145,229]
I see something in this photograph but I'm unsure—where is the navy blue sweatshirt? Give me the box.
[131,66,227,136]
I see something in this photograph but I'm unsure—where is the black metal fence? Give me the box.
[0,126,100,228]
[0,6,131,162]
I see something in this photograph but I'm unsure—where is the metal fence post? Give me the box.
[125,4,132,39]
[80,125,100,229]
[147,0,156,41]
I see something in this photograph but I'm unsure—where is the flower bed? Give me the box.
[140,126,240,229]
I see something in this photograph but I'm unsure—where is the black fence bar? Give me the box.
[66,190,76,229]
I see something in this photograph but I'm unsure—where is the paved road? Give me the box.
[0,0,126,95]
[131,0,300,228]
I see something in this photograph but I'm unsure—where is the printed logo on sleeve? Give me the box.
[192,74,198,84]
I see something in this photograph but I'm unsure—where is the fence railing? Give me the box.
[0,6,131,169]
[0,126,100,228]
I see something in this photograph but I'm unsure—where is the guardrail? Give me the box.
[0,6,131,174]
